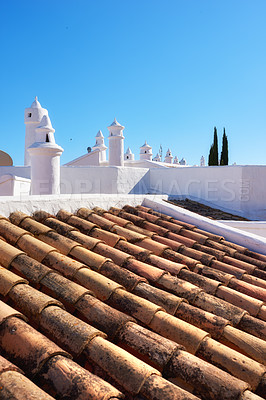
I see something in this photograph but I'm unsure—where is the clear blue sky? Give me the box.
[0,0,265,166]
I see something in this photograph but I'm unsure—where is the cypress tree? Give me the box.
[208,127,219,166]
[220,128,229,165]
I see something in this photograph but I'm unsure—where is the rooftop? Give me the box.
[0,200,265,399]
[167,198,249,221]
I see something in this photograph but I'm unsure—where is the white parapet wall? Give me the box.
[218,220,266,239]
[60,166,150,195]
[143,197,266,255]
[0,193,168,218]
[149,165,266,220]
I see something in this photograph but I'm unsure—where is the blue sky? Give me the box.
[0,0,265,166]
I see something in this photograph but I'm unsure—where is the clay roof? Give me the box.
[167,198,249,221]
[0,204,265,399]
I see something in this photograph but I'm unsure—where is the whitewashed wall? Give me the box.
[60,166,150,195]
[1,164,266,221]
[149,165,266,220]
[218,221,266,238]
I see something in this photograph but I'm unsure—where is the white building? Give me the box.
[6,96,266,226]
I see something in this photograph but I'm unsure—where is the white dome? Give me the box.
[31,96,42,109]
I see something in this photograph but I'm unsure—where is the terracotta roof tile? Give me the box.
[135,210,161,224]
[228,279,266,302]
[137,238,170,255]
[241,273,266,290]
[0,316,69,375]
[210,259,246,279]
[178,268,221,295]
[193,242,226,260]
[115,239,152,261]
[0,218,31,246]
[215,285,264,318]
[0,354,23,374]
[0,370,55,399]
[179,246,216,265]
[147,254,187,275]
[0,266,28,297]
[156,273,202,304]
[192,291,247,325]
[194,263,235,285]
[223,256,257,274]
[38,355,123,399]
[125,223,156,237]
[16,234,57,263]
[179,228,209,244]
[109,224,148,242]
[167,231,196,247]
[245,249,266,263]
[81,210,118,231]
[75,294,135,339]
[253,268,266,280]
[140,373,200,400]
[149,311,209,354]
[107,288,163,325]
[174,301,228,340]
[237,313,266,340]
[0,240,25,269]
[42,251,89,280]
[73,267,124,302]
[39,231,81,255]
[40,272,92,306]
[221,239,248,253]
[196,336,265,390]
[85,335,160,395]
[57,209,98,233]
[222,324,266,366]
[132,282,183,315]
[8,283,63,323]
[123,258,166,282]
[69,245,109,269]
[40,305,106,357]
[0,204,266,399]
[206,238,237,257]
[157,218,183,233]
[67,230,103,249]
[93,242,133,266]
[102,212,134,228]
[90,227,123,246]
[0,301,27,325]
[163,247,200,269]
[153,234,184,251]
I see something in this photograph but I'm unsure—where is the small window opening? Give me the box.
[144,150,147,153]
[127,156,129,159]
[111,133,113,136]
[28,113,32,118]
[45,134,50,143]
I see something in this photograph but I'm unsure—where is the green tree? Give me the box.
[208,127,219,165]
[220,128,229,165]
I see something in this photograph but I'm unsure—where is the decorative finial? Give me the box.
[35,96,38,101]
[114,117,117,123]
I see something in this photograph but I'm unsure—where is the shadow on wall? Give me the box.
[128,170,150,194]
